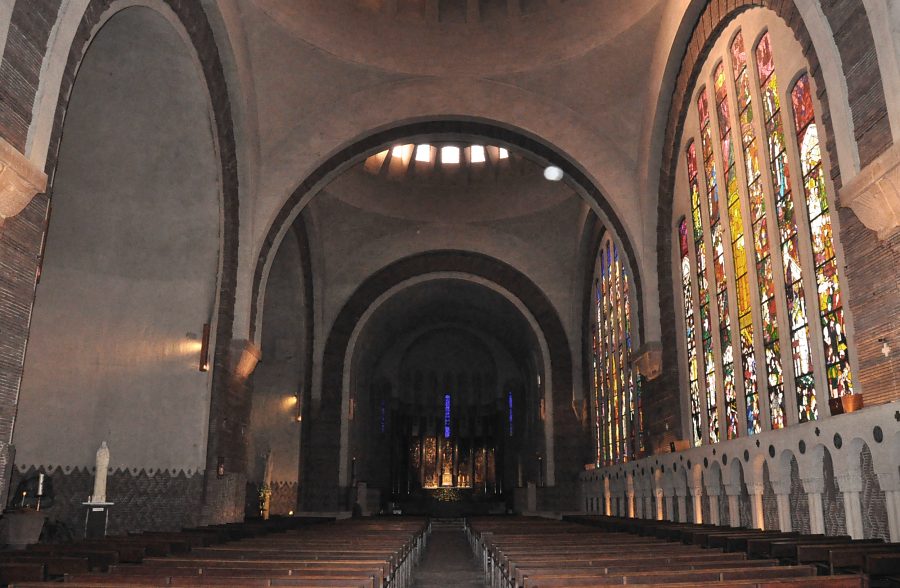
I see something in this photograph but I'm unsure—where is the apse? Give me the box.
[345,278,546,515]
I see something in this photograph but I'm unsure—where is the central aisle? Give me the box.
[412,520,487,588]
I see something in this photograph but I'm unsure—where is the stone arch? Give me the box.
[20,0,241,523]
[12,3,232,529]
[653,0,889,438]
[250,120,646,346]
[299,250,582,511]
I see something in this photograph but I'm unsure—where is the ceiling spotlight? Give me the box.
[543,165,564,181]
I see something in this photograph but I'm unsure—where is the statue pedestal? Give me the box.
[82,502,113,539]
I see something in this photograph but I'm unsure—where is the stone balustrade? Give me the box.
[579,401,900,541]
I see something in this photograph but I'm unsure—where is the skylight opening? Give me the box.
[470,145,486,163]
[498,147,509,159]
[441,145,460,164]
[415,144,432,163]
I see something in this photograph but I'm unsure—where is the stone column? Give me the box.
[802,477,826,535]
[674,485,688,523]
[689,486,704,524]
[706,486,721,526]
[724,482,742,527]
[654,487,665,521]
[836,474,864,539]
[876,472,900,542]
[603,478,611,516]
[644,488,653,520]
[626,476,636,518]
[747,482,765,530]
[771,479,792,532]
[632,483,643,519]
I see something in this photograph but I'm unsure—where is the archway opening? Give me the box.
[346,279,545,516]
[12,6,221,532]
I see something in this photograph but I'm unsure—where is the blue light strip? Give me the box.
[444,394,451,438]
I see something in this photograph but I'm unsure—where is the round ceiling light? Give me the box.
[543,165,564,182]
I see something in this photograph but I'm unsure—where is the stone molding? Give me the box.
[840,144,900,240]
[0,138,47,222]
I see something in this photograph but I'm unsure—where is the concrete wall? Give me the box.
[14,7,219,474]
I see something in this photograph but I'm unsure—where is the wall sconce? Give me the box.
[199,323,210,372]
[216,456,225,478]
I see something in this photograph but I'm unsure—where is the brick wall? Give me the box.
[0,0,62,151]
[0,0,62,530]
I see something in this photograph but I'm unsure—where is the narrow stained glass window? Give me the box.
[714,61,754,439]
[592,237,640,464]
[730,30,785,430]
[756,32,818,422]
[444,394,451,438]
[679,215,703,446]
[790,73,853,399]
[697,90,724,443]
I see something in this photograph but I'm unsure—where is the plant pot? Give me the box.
[0,509,46,549]
[841,394,864,413]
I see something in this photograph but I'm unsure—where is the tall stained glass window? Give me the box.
[715,61,757,438]
[592,237,639,464]
[679,216,703,446]
[791,74,853,399]
[730,31,785,430]
[756,32,817,422]
[697,92,725,443]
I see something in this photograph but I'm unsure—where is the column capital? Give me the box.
[0,138,47,222]
[770,479,791,496]
[835,473,863,493]
[723,482,743,497]
[746,482,765,496]
[688,486,704,497]
[876,471,900,493]
[801,477,826,494]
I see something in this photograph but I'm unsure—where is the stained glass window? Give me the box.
[678,20,855,441]
[756,32,818,422]
[791,74,853,399]
[592,237,640,464]
[697,90,725,443]
[508,391,514,436]
[730,31,784,430]
[679,216,703,446]
[444,394,451,438]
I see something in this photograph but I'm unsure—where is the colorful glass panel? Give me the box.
[592,237,640,464]
[756,34,818,422]
[700,86,732,441]
[680,215,703,446]
[791,73,853,400]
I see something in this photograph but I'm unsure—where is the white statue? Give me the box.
[91,441,110,503]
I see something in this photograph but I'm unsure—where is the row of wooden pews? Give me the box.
[568,515,900,586]
[0,516,316,585]
[468,515,885,587]
[3,516,428,587]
